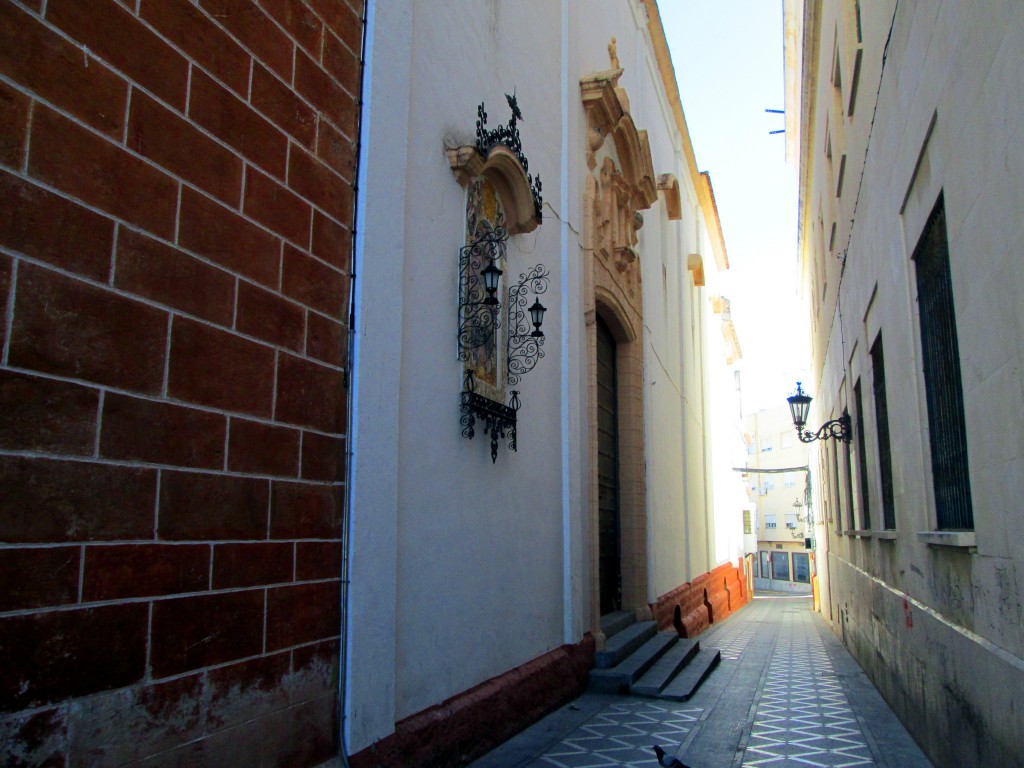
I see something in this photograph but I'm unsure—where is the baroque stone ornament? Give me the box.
[579,63,657,294]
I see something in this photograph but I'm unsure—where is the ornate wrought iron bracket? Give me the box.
[455,92,548,463]
[457,224,507,360]
[506,265,549,386]
[796,414,852,444]
[460,370,520,463]
[476,94,543,220]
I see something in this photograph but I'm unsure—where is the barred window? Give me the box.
[871,335,896,529]
[854,380,871,529]
[912,195,973,529]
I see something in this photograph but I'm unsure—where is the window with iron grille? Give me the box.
[871,335,896,529]
[912,195,973,529]
[853,379,871,529]
[831,441,843,532]
[841,409,856,531]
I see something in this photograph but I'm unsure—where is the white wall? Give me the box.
[351,1,572,749]
[349,0,740,751]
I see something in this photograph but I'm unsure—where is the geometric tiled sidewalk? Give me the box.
[470,596,934,768]
[533,699,702,767]
[743,607,873,767]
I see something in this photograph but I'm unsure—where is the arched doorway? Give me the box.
[596,316,622,615]
[581,52,658,639]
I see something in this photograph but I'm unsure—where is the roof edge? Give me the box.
[642,0,729,271]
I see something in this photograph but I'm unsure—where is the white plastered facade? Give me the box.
[348,0,746,752]
[788,1,1024,765]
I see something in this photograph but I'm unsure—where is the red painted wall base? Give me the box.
[351,634,595,768]
[651,561,751,637]
[350,562,751,768]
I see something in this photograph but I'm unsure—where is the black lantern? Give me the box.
[786,381,852,443]
[529,298,546,337]
[786,382,812,433]
[481,260,502,304]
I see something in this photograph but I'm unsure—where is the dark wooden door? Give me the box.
[596,317,622,615]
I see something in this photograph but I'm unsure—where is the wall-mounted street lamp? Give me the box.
[481,260,502,304]
[528,298,546,337]
[786,382,852,444]
[792,496,805,520]
[790,497,808,539]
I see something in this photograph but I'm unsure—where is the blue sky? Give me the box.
[660,1,809,413]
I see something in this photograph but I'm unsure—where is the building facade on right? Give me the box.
[786,1,1024,765]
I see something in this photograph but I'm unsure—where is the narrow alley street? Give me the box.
[471,596,933,768]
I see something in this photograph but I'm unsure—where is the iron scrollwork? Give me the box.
[797,414,852,444]
[457,223,507,360]
[476,94,543,220]
[460,369,520,463]
[506,265,550,386]
[457,93,548,463]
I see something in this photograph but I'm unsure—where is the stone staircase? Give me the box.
[588,611,721,701]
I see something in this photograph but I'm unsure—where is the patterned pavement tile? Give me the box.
[477,598,932,768]
[532,700,702,768]
[740,609,874,768]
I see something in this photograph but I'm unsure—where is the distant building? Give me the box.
[787,1,1024,766]
[743,405,812,594]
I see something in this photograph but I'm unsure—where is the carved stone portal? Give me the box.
[581,48,658,643]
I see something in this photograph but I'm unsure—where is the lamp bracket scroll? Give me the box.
[797,417,852,444]
[457,224,507,360]
[506,265,549,386]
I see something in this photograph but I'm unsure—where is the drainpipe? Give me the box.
[338,1,373,765]
[559,0,573,645]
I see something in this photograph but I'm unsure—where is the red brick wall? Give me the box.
[0,1,362,764]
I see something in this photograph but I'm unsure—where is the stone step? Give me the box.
[629,638,700,697]
[657,647,722,701]
[589,631,677,692]
[600,610,636,640]
[594,620,657,669]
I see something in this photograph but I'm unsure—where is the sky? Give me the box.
[659,1,810,414]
